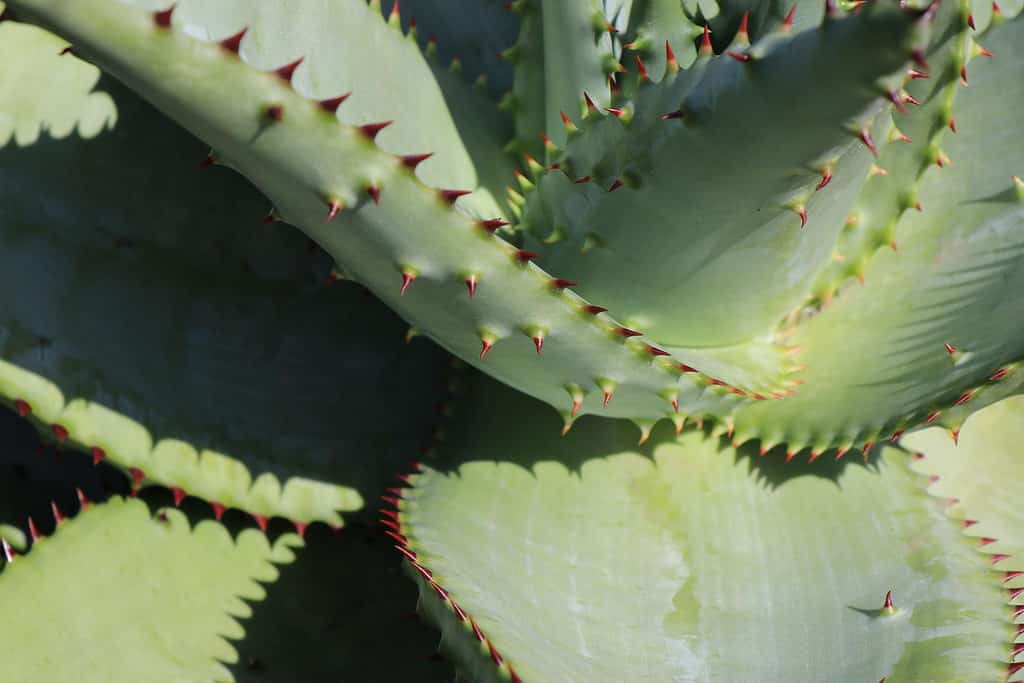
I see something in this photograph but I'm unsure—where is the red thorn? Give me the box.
[465,275,477,298]
[198,154,215,169]
[978,536,997,547]
[220,28,247,54]
[738,10,750,37]
[978,47,993,58]
[478,218,509,232]
[960,65,968,85]
[28,517,41,542]
[90,447,106,465]
[883,590,894,610]
[860,128,878,157]
[948,118,957,133]
[726,51,750,63]
[570,398,582,418]
[154,5,175,28]
[944,342,957,355]
[514,250,538,263]
[862,441,875,457]
[2,538,15,563]
[678,364,697,373]
[211,502,226,521]
[797,207,807,228]
[479,338,494,360]
[381,495,401,508]
[782,4,797,30]
[605,107,623,117]
[51,501,64,524]
[14,399,30,417]
[671,397,680,412]
[533,335,544,355]
[319,93,350,113]
[75,487,89,512]
[326,200,343,222]
[924,410,941,424]
[129,467,144,490]
[266,104,284,122]
[636,56,649,81]
[293,521,308,538]
[560,111,574,127]
[395,545,417,562]
[1004,570,1023,583]
[52,424,68,444]
[583,92,598,112]
[889,90,908,114]
[967,12,975,29]
[438,189,471,204]
[665,41,678,69]
[1009,662,1024,678]
[990,367,1010,381]
[262,209,277,224]
[963,519,978,528]
[359,120,393,140]
[583,305,608,315]
[648,346,670,356]
[253,514,269,533]
[608,179,624,192]
[700,25,712,52]
[400,272,415,296]
[955,391,973,406]
[602,390,613,407]
[400,152,432,169]
[380,517,400,531]
[991,553,1011,565]
[834,447,849,461]
[908,68,929,79]
[384,529,406,545]
[574,175,593,183]
[172,487,186,507]
[367,185,381,205]
[551,278,576,289]
[903,94,922,107]
[274,57,304,82]
[890,430,905,442]
[615,327,643,338]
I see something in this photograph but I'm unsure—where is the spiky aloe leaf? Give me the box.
[0,44,465,527]
[393,374,1014,682]
[729,8,1024,456]
[523,2,932,349]
[3,0,755,424]
[905,396,1024,574]
[0,18,116,146]
[0,495,293,680]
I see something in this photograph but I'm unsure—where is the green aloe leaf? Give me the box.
[394,374,1013,682]
[0,496,293,681]
[730,8,1024,456]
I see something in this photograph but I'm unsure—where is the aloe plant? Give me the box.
[0,0,1021,680]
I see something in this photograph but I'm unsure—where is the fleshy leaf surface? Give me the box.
[397,375,1012,682]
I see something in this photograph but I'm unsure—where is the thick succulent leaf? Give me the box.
[0,496,291,681]
[394,375,1012,682]
[0,20,116,147]
[812,0,972,302]
[730,9,1024,456]
[904,397,1024,681]
[504,0,618,156]
[0,409,455,682]
[5,0,754,424]
[905,396,1024,573]
[526,2,929,349]
[618,0,701,89]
